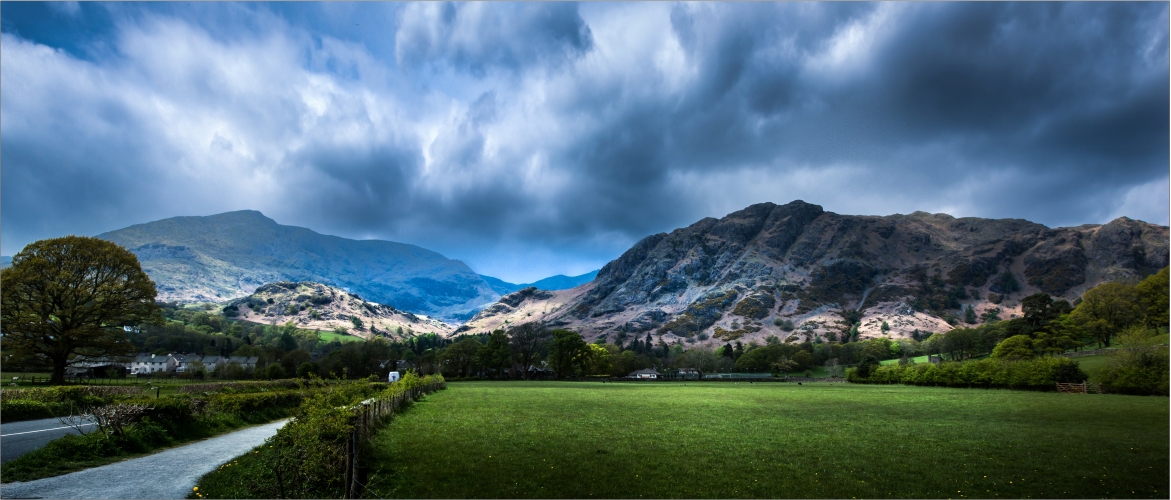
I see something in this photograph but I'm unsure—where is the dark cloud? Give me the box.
[1,2,1166,283]
[394,2,592,76]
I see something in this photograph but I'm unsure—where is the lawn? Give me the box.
[364,381,1167,499]
[317,331,365,343]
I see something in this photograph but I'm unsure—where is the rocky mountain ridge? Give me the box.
[223,281,456,339]
[460,200,1168,348]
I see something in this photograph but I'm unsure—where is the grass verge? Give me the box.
[363,381,1167,498]
[0,406,290,484]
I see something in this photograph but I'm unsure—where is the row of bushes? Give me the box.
[0,386,331,483]
[192,373,445,499]
[846,357,1088,390]
[0,385,145,403]
[0,386,147,422]
[177,379,315,395]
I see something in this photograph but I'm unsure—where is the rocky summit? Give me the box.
[460,200,1169,347]
[223,281,455,339]
[98,210,499,319]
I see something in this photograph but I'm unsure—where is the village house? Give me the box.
[628,368,662,379]
[128,353,173,374]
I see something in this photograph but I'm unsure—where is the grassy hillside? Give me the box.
[365,382,1167,498]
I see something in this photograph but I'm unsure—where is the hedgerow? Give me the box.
[177,379,315,394]
[2,384,324,483]
[1,386,147,423]
[192,373,445,499]
[846,357,1088,390]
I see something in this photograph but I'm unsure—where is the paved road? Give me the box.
[0,419,288,499]
[1,418,98,463]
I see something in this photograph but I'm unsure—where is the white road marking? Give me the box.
[2,423,96,437]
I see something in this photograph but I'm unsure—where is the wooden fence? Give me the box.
[343,379,445,499]
[1056,382,1100,394]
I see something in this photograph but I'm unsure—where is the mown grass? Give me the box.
[317,331,365,343]
[364,381,1167,499]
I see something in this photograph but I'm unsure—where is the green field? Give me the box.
[364,381,1167,498]
[317,331,365,343]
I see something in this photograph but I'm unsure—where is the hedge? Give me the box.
[177,379,316,394]
[1,386,147,423]
[846,357,1088,390]
[1,385,144,404]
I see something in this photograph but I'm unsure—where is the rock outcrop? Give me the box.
[224,281,455,339]
[459,200,1169,347]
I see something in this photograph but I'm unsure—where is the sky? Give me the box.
[2,2,1168,283]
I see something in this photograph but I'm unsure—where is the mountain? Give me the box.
[222,281,455,339]
[459,200,1169,347]
[97,210,499,319]
[478,270,600,295]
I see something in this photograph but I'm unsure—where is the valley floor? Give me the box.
[364,381,1167,499]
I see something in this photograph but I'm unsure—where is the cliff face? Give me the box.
[99,210,499,319]
[461,201,1168,346]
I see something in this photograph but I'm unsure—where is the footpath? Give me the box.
[0,419,288,499]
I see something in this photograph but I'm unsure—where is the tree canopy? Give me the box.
[1,236,162,383]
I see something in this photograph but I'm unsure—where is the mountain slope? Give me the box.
[478,270,600,295]
[223,281,455,339]
[98,210,499,319]
[461,200,1169,346]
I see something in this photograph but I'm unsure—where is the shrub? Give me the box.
[0,399,55,422]
[1098,330,1169,396]
[177,379,307,394]
[1,385,144,404]
[207,391,304,415]
[847,357,1088,390]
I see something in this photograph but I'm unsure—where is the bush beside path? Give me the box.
[0,419,288,499]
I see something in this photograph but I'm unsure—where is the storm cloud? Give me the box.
[2,2,1167,282]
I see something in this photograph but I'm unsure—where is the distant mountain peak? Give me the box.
[98,211,500,320]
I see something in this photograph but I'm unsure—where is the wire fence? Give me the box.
[343,379,445,499]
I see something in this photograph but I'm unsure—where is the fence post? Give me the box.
[344,425,355,499]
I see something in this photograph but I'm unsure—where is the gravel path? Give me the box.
[0,419,288,499]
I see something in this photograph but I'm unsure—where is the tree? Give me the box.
[477,330,513,378]
[580,343,613,376]
[674,348,720,378]
[1135,267,1169,329]
[508,323,548,379]
[991,335,1035,360]
[855,355,880,378]
[441,339,482,378]
[266,363,286,379]
[548,329,587,378]
[1,236,162,384]
[1071,282,1142,347]
[963,305,977,324]
[980,307,1002,324]
[990,270,1021,294]
[297,361,319,378]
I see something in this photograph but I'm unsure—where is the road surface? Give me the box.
[1,418,97,463]
[0,419,288,499]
